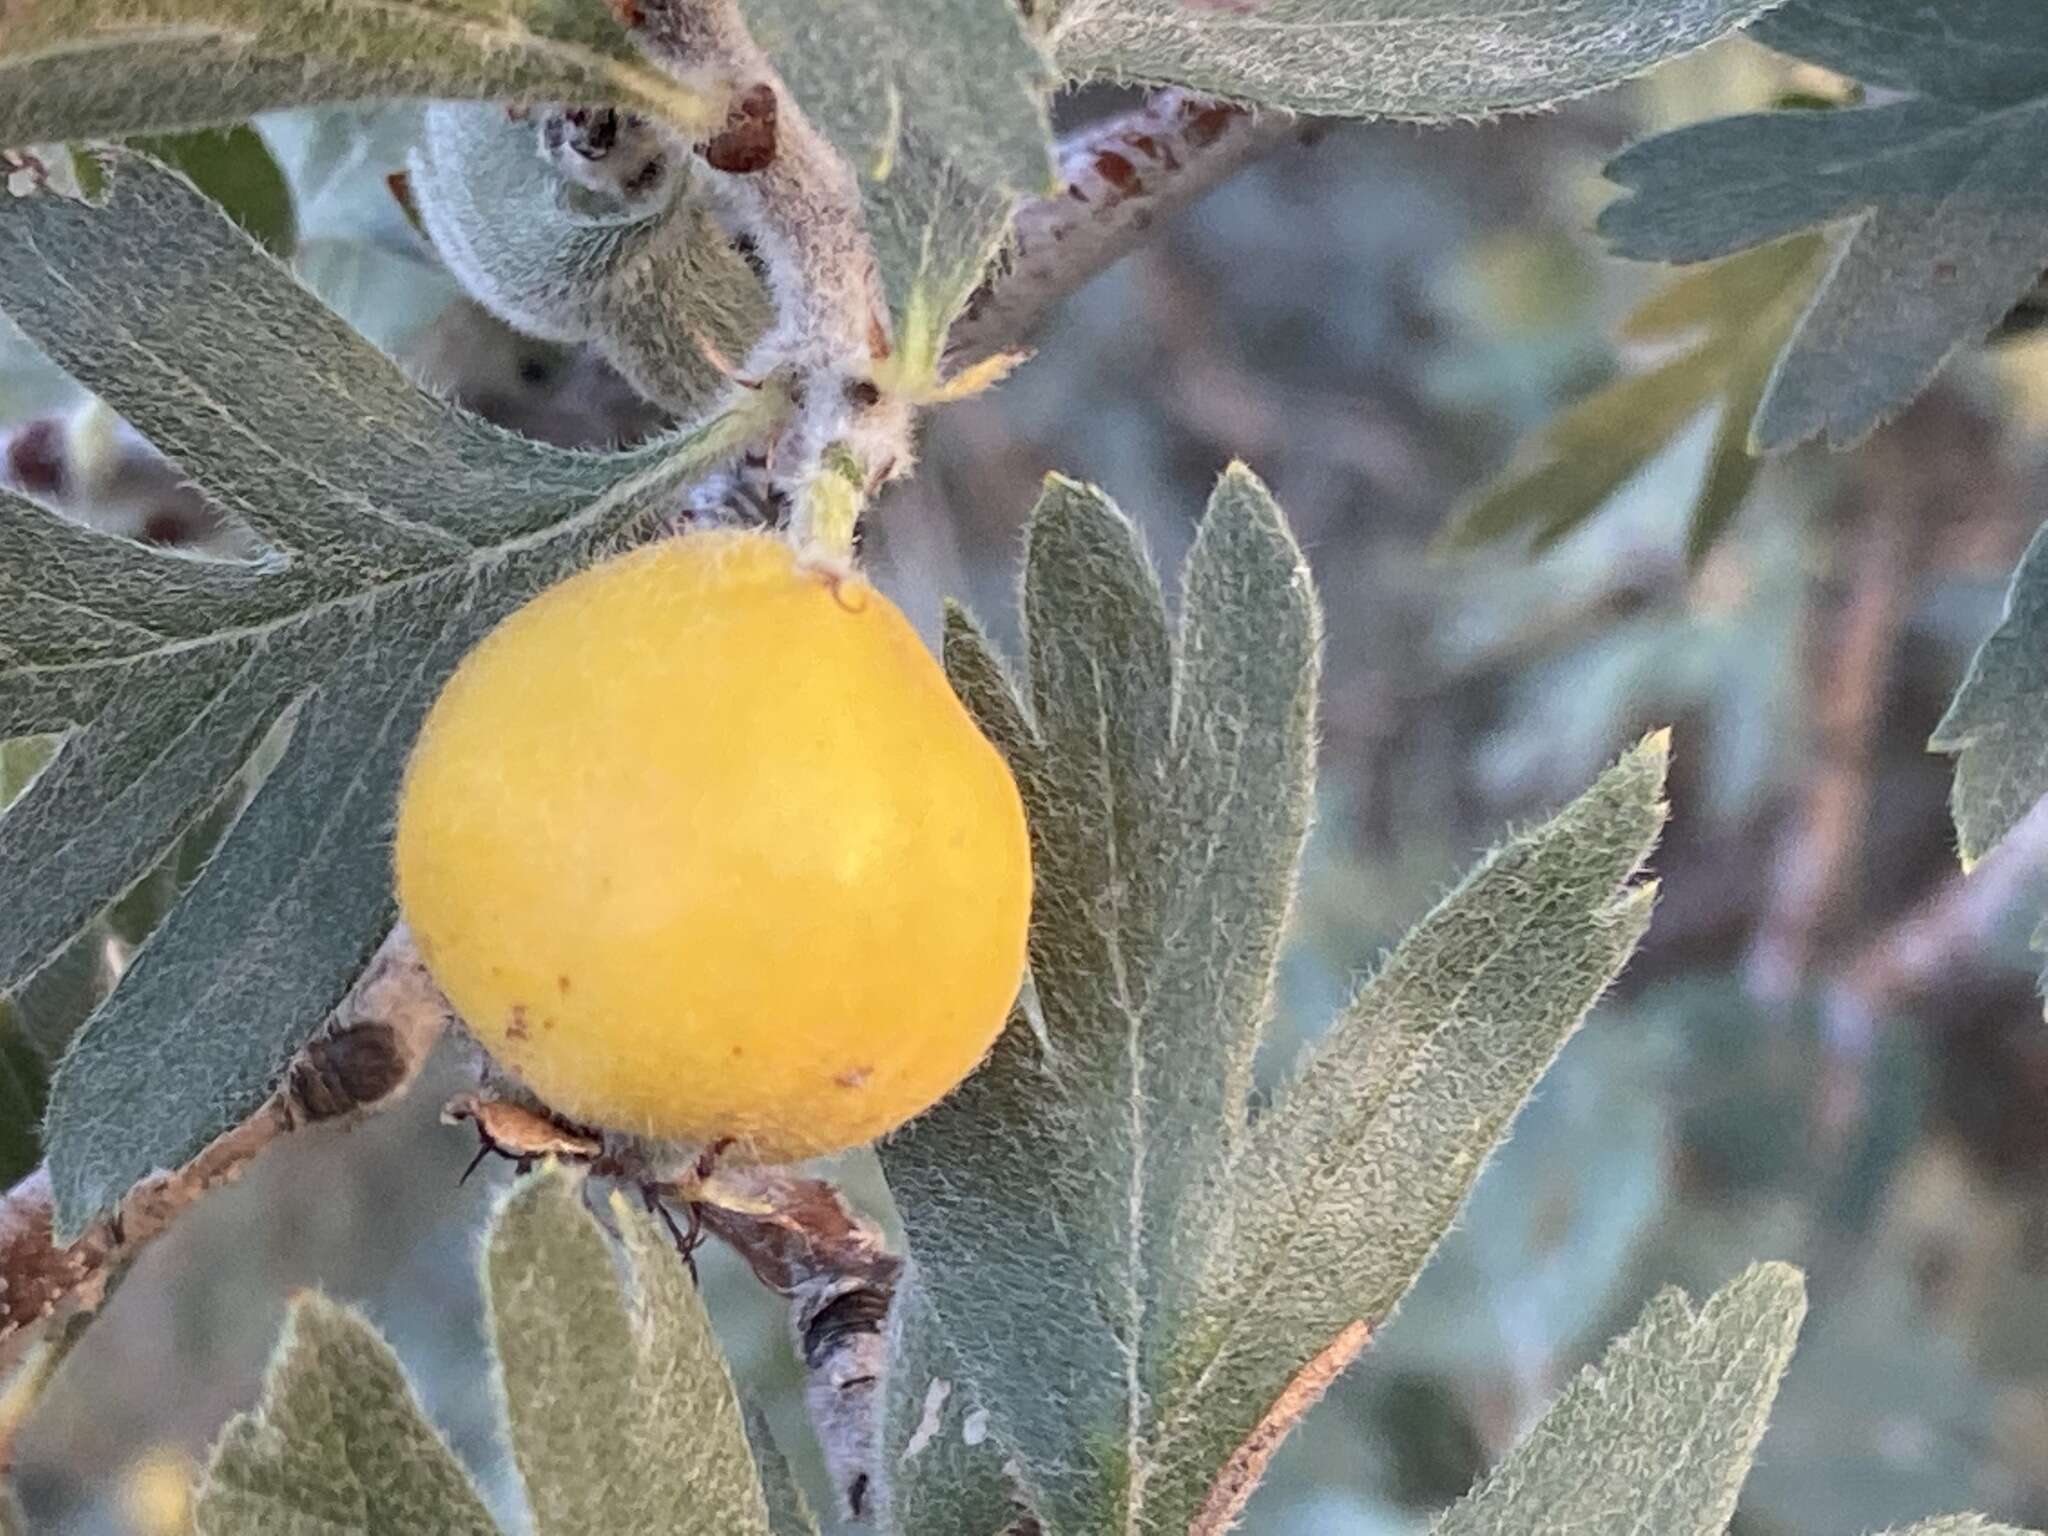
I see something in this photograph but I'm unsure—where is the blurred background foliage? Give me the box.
[8,32,2048,1536]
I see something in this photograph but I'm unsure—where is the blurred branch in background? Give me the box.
[1818,795,2048,1166]
[1745,421,1935,1006]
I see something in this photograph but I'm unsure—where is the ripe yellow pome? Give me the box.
[394,530,1032,1161]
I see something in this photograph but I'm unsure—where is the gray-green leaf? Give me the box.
[486,1167,774,1536]
[1932,517,2048,870]
[880,1268,1020,1536]
[1600,2,2048,450]
[1427,1262,1806,1536]
[0,0,718,148]
[1882,1521,2044,1536]
[0,157,755,1236]
[409,102,772,415]
[1050,0,1786,118]
[1148,730,1667,1529]
[882,467,1667,1535]
[880,464,1319,1535]
[735,0,1055,371]
[193,1293,502,1536]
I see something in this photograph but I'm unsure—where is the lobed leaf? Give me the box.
[1049,0,1786,119]
[884,468,1667,1534]
[0,157,757,1235]
[485,1168,774,1536]
[193,1294,501,1536]
[0,0,717,148]
[1442,236,1828,564]
[1427,1262,1806,1536]
[1931,518,2048,871]
[1600,1,2048,450]
[1147,731,1668,1529]
[881,465,1319,1534]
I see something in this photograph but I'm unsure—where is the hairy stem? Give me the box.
[0,928,444,1380]
[629,0,914,534]
[946,91,1305,366]
[694,1166,900,1521]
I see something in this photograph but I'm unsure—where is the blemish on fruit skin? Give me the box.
[506,1005,530,1042]
[556,974,572,996]
[835,1066,872,1089]
[731,1045,745,1059]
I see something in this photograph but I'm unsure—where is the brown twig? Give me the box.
[945,91,1306,366]
[1814,793,2048,1156]
[1189,1321,1373,1536]
[443,1102,902,1523]
[692,1166,900,1521]
[0,927,445,1383]
[1743,442,1925,1004]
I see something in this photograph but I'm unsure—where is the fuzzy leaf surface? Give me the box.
[0,158,754,1235]
[880,465,1319,1534]
[1428,1262,1806,1536]
[193,1294,501,1536]
[0,0,716,148]
[1884,1522,2043,1536]
[1147,732,1667,1528]
[1932,517,2048,870]
[735,0,1054,369]
[487,1169,773,1536]
[886,470,1665,1534]
[880,1267,1020,1536]
[1049,0,1785,118]
[409,102,772,414]
[1601,0,2048,450]
[1443,236,1827,563]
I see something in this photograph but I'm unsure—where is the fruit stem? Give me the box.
[793,445,866,573]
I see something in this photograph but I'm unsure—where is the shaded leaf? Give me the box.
[881,464,1318,1534]
[1427,1263,1806,1536]
[0,1008,47,1187]
[1601,3,2048,449]
[130,125,295,254]
[1443,237,1828,563]
[0,0,716,148]
[1050,0,1785,118]
[0,158,757,1235]
[193,1294,500,1536]
[1932,517,2048,870]
[735,0,1055,373]
[1148,732,1668,1528]
[486,1167,773,1536]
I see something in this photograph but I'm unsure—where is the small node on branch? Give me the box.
[700,83,779,175]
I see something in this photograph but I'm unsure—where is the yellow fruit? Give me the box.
[394,530,1031,1160]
